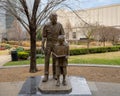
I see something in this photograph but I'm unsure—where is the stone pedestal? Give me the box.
[39,76,72,94]
[18,76,92,96]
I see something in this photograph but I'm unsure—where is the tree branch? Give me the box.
[19,0,30,24]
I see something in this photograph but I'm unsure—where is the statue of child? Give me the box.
[53,35,69,86]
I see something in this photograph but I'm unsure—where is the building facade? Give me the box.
[56,4,120,41]
[0,4,120,42]
[1,13,28,41]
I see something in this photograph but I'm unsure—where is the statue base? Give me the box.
[39,76,72,94]
[18,76,92,96]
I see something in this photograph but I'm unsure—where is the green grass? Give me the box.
[4,58,45,66]
[69,58,120,65]
[69,51,120,65]
[4,51,120,66]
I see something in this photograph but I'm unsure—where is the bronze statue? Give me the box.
[42,13,65,82]
[53,35,69,86]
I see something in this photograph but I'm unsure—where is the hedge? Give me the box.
[24,46,120,56]
[25,48,42,55]
[70,48,89,55]
[70,46,120,56]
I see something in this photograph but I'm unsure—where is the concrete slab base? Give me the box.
[39,76,72,94]
[18,76,92,96]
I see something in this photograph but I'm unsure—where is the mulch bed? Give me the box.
[0,66,120,83]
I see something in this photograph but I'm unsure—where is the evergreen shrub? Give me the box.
[70,46,120,56]
[18,51,29,60]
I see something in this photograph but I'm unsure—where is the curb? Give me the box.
[69,64,120,68]
[0,64,120,69]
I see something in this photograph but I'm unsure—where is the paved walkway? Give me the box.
[0,81,120,96]
[0,55,11,66]
[0,81,24,96]
[88,81,120,96]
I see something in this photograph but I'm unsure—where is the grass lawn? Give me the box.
[69,52,120,65]
[0,50,10,55]
[4,51,120,66]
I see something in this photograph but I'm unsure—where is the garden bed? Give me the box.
[0,66,120,83]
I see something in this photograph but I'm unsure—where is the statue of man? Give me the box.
[42,13,65,82]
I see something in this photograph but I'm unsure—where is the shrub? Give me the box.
[18,51,29,60]
[36,54,45,58]
[0,43,11,50]
[16,47,24,52]
[70,48,88,55]
[70,46,120,56]
[24,49,30,53]
[24,48,42,55]
[89,47,107,53]
[36,41,42,47]
[24,46,120,56]
[22,42,30,47]
[7,41,18,45]
[5,44,11,49]
[107,46,119,52]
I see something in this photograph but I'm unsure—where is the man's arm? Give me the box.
[41,37,46,53]
[41,25,47,53]
[60,23,65,35]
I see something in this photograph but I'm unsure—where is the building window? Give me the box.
[72,32,76,39]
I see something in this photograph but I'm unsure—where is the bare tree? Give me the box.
[107,27,120,45]
[82,23,98,48]
[0,0,67,72]
[13,19,23,45]
[98,26,109,46]
[94,26,120,46]
[65,19,72,40]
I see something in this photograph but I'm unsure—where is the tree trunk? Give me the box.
[29,28,37,73]
[103,41,105,47]
[87,39,90,49]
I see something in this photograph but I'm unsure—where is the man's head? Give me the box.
[58,35,64,44]
[49,13,57,25]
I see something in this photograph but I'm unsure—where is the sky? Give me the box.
[64,0,120,10]
[81,0,120,8]
[25,0,120,11]
[1,0,120,32]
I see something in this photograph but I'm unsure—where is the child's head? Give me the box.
[58,35,64,44]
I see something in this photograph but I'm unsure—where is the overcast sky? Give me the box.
[82,0,120,8]
[25,0,120,11]
[1,0,120,33]
[65,0,120,10]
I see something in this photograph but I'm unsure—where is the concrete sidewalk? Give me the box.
[88,81,120,96]
[0,80,120,96]
[0,55,11,66]
[0,81,24,96]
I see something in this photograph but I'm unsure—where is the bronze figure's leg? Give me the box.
[62,74,67,86]
[56,59,60,86]
[42,47,51,82]
[52,54,57,80]
[62,66,67,86]
[56,75,60,86]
